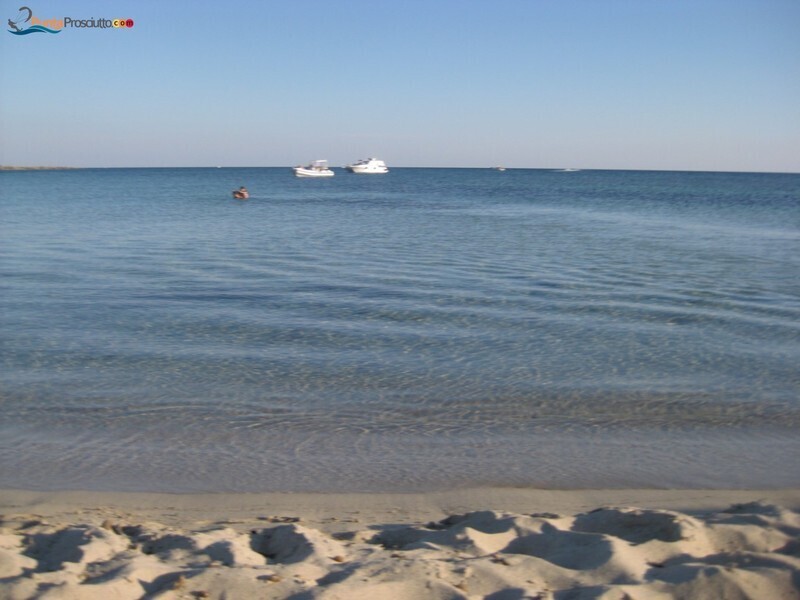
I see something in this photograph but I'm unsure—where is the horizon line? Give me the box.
[2,165,799,175]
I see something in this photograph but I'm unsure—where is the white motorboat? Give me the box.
[293,160,335,177]
[345,158,389,174]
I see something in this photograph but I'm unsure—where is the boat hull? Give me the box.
[293,167,334,177]
[346,166,389,174]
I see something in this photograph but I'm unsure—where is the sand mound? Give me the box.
[1,501,797,599]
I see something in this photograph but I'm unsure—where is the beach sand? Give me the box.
[1,487,799,599]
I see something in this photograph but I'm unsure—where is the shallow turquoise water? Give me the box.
[1,167,798,492]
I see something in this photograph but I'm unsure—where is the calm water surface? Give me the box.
[1,167,799,492]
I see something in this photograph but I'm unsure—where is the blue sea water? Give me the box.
[1,167,799,492]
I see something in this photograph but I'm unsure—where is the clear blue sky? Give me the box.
[2,0,799,171]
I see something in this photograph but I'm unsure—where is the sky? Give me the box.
[1,0,799,172]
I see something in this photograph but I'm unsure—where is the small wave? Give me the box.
[9,25,61,35]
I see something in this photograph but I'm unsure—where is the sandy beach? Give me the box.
[2,487,798,599]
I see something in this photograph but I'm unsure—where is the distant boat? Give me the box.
[555,168,581,172]
[345,158,389,174]
[493,166,507,171]
[293,160,335,178]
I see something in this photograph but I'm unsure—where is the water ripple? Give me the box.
[1,168,799,492]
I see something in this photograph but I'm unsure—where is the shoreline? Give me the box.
[2,487,798,598]
[3,487,800,531]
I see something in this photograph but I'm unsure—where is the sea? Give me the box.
[1,167,799,493]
